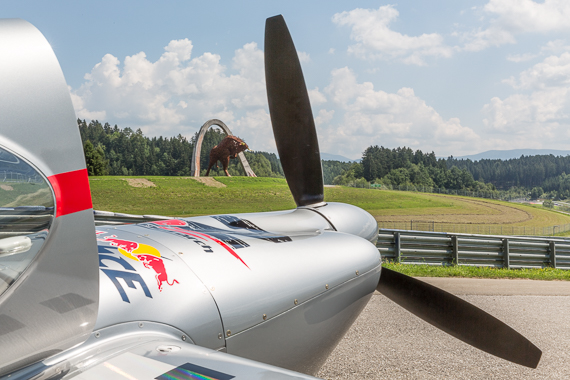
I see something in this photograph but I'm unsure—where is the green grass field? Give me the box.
[89,176,570,280]
[383,262,570,281]
[90,176,296,216]
[89,176,570,231]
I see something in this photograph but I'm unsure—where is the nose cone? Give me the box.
[308,202,379,244]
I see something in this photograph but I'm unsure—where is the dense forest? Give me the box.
[332,145,497,193]
[447,156,570,198]
[79,119,283,178]
[80,119,570,199]
[79,119,353,182]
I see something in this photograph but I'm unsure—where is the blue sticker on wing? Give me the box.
[155,362,235,380]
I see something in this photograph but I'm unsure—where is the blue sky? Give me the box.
[5,1,570,159]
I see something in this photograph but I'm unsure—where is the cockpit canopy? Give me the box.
[0,145,54,296]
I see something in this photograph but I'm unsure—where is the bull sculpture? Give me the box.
[205,135,249,176]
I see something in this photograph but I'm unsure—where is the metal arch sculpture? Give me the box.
[190,119,256,177]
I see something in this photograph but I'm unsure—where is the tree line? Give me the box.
[80,119,570,199]
[79,119,283,178]
[79,118,490,192]
[79,119,357,182]
[331,146,570,199]
[332,145,496,193]
[448,155,570,199]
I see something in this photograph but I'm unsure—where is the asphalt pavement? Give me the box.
[317,277,570,379]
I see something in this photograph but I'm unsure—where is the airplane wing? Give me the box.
[9,334,322,380]
[73,343,322,380]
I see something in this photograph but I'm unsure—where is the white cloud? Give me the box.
[484,0,570,34]
[72,40,272,149]
[461,26,516,52]
[332,5,453,65]
[541,39,570,53]
[233,109,275,152]
[308,87,327,106]
[504,40,570,65]
[69,86,106,120]
[482,52,570,146]
[506,53,538,63]
[504,40,570,64]
[318,67,480,157]
[297,51,311,63]
[315,109,334,127]
[462,1,570,51]
[504,52,570,90]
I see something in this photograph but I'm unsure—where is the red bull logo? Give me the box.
[136,254,179,291]
[99,234,178,292]
[101,235,139,253]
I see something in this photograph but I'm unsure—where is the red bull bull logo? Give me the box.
[99,234,178,292]
[101,235,139,253]
[136,254,179,291]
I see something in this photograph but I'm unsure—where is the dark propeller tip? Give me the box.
[264,15,324,207]
[377,267,542,368]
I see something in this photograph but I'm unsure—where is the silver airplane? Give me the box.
[0,15,541,380]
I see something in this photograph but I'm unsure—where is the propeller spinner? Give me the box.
[264,15,541,369]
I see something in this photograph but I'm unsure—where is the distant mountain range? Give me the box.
[453,149,570,161]
[321,152,360,162]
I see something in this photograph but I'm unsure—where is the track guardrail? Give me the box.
[93,211,570,270]
[377,229,570,270]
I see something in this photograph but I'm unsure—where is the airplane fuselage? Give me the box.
[93,203,381,374]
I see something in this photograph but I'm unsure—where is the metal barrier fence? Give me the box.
[92,211,570,270]
[377,229,570,270]
[377,221,570,236]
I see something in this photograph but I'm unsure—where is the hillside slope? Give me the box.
[90,177,570,235]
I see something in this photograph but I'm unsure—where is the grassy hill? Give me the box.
[89,176,570,235]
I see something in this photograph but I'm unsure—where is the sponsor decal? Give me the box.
[211,215,292,244]
[143,220,250,268]
[155,363,235,380]
[140,217,292,269]
[97,233,179,302]
[98,248,152,303]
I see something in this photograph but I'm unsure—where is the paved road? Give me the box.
[317,278,570,379]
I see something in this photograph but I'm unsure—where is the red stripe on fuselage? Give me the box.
[48,168,92,217]
[160,226,250,269]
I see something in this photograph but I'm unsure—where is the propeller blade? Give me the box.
[377,267,542,368]
[265,15,324,207]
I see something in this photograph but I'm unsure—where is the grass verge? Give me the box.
[383,262,570,281]
[90,176,296,216]
[89,176,570,235]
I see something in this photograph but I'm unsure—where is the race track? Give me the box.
[318,278,570,379]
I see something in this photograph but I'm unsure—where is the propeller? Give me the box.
[265,15,324,207]
[378,268,541,368]
[264,14,542,369]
